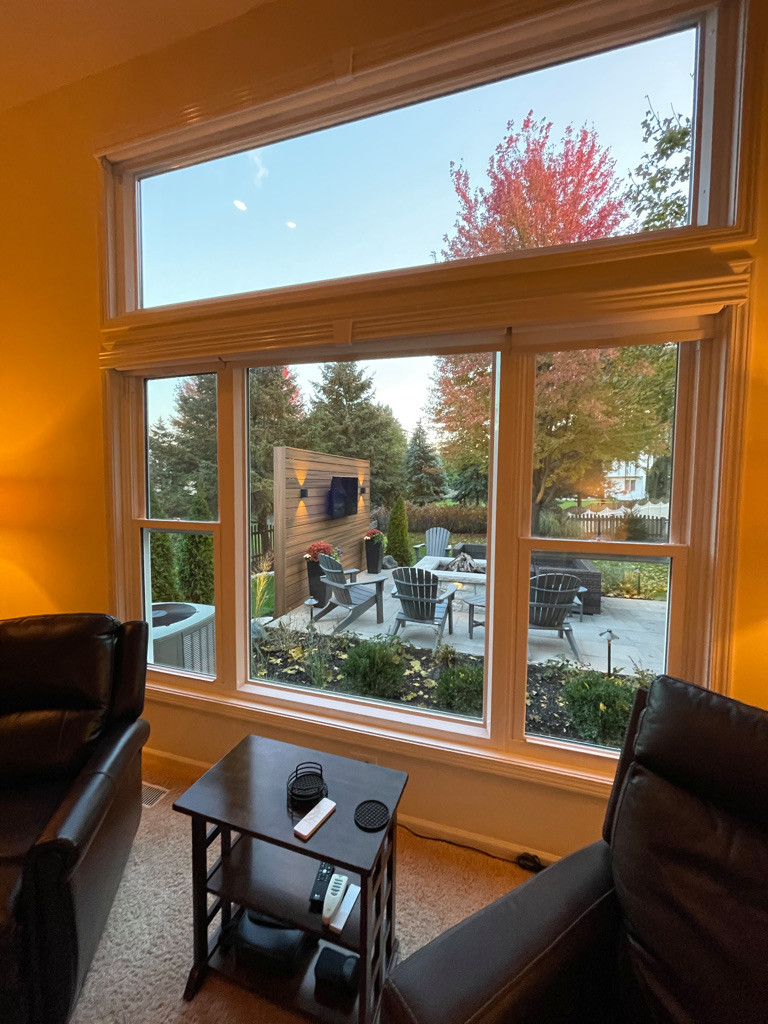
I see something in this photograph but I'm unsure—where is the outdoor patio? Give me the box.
[267,567,667,674]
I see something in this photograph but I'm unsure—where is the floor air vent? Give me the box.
[141,783,168,808]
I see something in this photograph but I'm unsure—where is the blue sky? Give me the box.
[144,28,695,430]
[140,28,696,309]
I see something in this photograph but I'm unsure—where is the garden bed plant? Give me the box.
[252,627,653,744]
[526,658,654,748]
[252,624,484,718]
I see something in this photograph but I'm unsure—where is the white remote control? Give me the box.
[293,797,336,840]
[322,873,348,925]
[329,883,360,933]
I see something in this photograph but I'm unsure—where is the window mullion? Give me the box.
[490,343,534,748]
[215,365,249,691]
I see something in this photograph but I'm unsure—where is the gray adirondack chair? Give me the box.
[390,566,458,647]
[413,527,451,561]
[314,553,386,634]
[529,572,582,661]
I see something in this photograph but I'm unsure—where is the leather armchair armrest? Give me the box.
[29,718,150,871]
[382,840,620,1024]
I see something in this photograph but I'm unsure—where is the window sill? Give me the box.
[144,675,617,799]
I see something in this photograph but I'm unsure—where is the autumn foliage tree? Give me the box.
[440,112,627,259]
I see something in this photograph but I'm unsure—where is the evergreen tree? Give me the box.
[178,492,215,604]
[150,531,181,603]
[404,421,447,505]
[386,496,413,566]
[304,362,407,505]
[249,366,305,562]
[148,374,218,520]
[453,465,488,505]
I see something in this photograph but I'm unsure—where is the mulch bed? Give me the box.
[251,628,483,713]
[525,664,582,742]
[252,627,581,736]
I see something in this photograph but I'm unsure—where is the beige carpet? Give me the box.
[71,762,529,1024]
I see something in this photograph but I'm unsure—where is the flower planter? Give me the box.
[365,538,384,574]
[306,559,328,605]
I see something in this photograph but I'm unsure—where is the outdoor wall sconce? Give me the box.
[300,488,309,498]
[360,486,366,494]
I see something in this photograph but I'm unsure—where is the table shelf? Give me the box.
[211,926,359,1024]
[207,835,362,952]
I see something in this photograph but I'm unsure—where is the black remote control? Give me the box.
[310,861,334,909]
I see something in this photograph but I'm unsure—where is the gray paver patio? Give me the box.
[267,569,667,674]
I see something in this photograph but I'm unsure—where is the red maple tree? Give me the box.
[440,112,627,259]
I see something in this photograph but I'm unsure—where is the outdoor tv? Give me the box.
[327,477,358,519]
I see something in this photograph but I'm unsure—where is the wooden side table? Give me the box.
[174,736,407,1024]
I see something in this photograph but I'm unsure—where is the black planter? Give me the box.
[365,538,384,574]
[306,559,328,605]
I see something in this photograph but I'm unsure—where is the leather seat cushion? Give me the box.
[0,777,71,860]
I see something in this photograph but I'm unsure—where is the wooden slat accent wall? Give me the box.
[273,447,371,617]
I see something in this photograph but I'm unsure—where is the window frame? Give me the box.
[99,0,754,792]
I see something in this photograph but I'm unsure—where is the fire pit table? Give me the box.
[414,555,487,599]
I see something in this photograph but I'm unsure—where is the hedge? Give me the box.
[371,501,488,535]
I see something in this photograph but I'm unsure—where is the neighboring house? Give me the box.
[605,461,647,499]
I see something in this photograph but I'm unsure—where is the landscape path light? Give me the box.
[599,629,620,675]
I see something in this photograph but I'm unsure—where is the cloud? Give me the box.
[248,151,269,186]
[233,200,247,211]
[286,221,297,229]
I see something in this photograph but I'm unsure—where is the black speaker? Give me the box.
[314,946,359,995]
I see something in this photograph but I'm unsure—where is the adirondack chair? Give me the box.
[413,527,451,560]
[529,572,582,661]
[314,553,386,634]
[390,566,458,647]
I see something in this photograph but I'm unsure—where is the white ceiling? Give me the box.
[0,0,273,112]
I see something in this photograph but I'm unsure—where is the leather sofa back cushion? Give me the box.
[611,764,768,1024]
[0,709,104,779]
[633,674,768,830]
[0,614,118,714]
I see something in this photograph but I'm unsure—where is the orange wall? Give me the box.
[0,0,766,714]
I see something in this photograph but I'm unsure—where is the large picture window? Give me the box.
[103,0,749,782]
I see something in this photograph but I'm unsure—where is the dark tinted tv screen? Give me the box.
[327,477,358,519]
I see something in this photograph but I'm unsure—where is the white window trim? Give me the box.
[99,0,756,793]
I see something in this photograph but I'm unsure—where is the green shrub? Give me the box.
[386,496,414,566]
[433,643,459,670]
[340,637,406,701]
[434,664,484,717]
[150,531,181,602]
[561,668,648,747]
[176,491,215,604]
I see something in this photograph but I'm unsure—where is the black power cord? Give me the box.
[514,852,545,873]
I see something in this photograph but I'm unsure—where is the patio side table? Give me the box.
[464,593,486,639]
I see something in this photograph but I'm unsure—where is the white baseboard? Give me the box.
[143,746,211,778]
[397,813,559,866]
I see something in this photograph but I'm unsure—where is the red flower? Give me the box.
[304,541,333,562]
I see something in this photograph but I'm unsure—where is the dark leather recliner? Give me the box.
[382,675,768,1024]
[0,613,150,1024]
